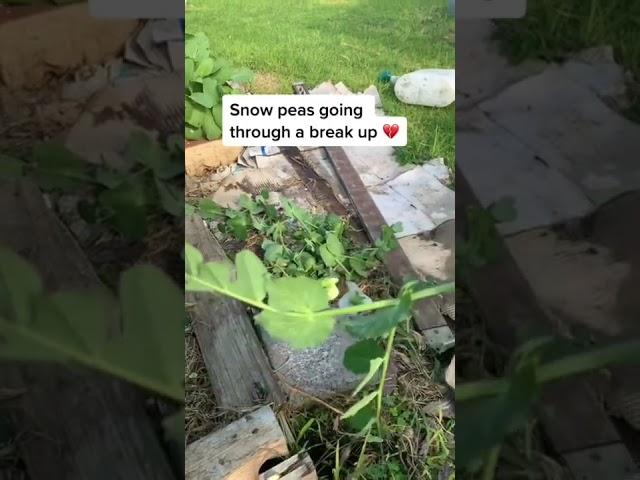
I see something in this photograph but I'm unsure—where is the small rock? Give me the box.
[261,326,365,401]
[261,283,393,402]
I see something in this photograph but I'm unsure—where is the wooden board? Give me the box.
[186,214,285,408]
[0,180,176,480]
[456,171,632,466]
[186,406,288,480]
[259,453,317,480]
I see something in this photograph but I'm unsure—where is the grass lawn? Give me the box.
[494,0,640,120]
[186,0,455,168]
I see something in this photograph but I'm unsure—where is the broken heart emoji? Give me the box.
[383,124,400,139]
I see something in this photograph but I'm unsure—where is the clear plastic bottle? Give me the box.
[380,69,455,108]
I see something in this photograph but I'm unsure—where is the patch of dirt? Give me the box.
[0,81,84,156]
[251,72,283,94]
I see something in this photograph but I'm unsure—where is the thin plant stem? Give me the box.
[354,428,371,475]
[0,319,182,402]
[187,273,454,320]
[376,327,397,428]
[482,445,501,480]
[456,339,640,402]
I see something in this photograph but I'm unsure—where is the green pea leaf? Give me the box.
[185,32,210,62]
[33,143,93,191]
[233,250,269,301]
[341,391,378,420]
[197,199,223,219]
[326,233,344,257]
[345,293,412,339]
[185,58,195,86]
[156,179,183,217]
[343,339,384,374]
[457,363,539,470]
[98,180,149,240]
[319,244,336,267]
[202,78,220,102]
[185,246,268,305]
[191,92,216,109]
[227,215,249,240]
[256,277,334,348]
[262,240,284,263]
[104,265,184,401]
[126,133,182,179]
[352,357,384,397]
[186,101,207,128]
[212,105,223,128]
[349,257,369,277]
[345,403,376,434]
[184,244,203,276]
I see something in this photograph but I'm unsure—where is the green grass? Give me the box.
[494,0,640,119]
[186,0,455,167]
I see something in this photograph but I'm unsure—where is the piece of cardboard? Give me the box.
[186,140,243,176]
[0,4,138,88]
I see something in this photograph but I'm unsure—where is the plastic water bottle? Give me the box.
[379,69,455,108]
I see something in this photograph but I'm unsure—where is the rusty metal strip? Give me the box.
[324,147,450,339]
[292,82,451,346]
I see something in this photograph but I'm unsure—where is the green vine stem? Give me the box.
[1,319,183,403]
[187,272,454,320]
[376,326,397,428]
[456,339,640,402]
[481,445,501,480]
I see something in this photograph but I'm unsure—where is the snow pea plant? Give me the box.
[184,243,454,441]
[188,192,401,280]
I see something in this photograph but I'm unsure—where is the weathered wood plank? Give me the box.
[259,453,317,480]
[186,406,288,480]
[0,180,176,480]
[456,171,629,462]
[185,214,285,408]
[539,378,621,453]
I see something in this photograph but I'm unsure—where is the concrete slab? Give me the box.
[479,65,640,207]
[456,20,545,110]
[457,108,593,234]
